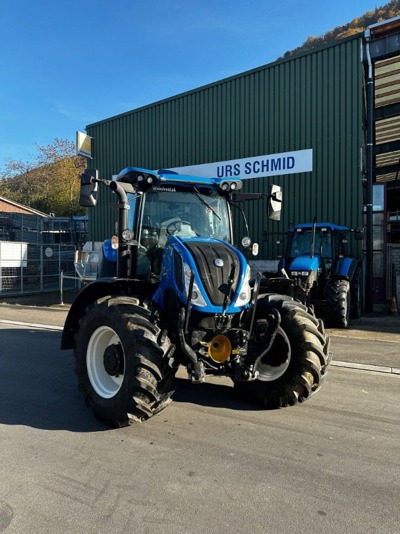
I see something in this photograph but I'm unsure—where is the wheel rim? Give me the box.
[256,326,291,382]
[87,326,125,398]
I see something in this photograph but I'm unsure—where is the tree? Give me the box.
[281,0,400,59]
[0,138,87,216]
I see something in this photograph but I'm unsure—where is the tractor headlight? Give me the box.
[233,265,251,307]
[291,270,310,277]
[241,236,252,248]
[122,228,134,242]
[290,269,317,291]
[183,263,207,307]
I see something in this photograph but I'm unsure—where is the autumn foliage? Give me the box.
[0,139,86,216]
[282,0,400,59]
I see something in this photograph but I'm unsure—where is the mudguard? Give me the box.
[60,278,153,350]
[97,239,117,277]
[331,258,360,281]
[102,238,117,262]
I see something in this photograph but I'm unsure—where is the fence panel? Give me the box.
[0,242,78,295]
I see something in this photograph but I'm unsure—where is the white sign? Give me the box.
[171,149,313,179]
[0,242,28,268]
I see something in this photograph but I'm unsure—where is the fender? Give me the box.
[60,278,154,350]
[331,258,360,282]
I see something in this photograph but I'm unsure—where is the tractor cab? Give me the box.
[278,222,353,304]
[284,223,350,275]
[80,166,282,285]
[95,168,241,281]
[281,222,350,290]
[136,186,233,272]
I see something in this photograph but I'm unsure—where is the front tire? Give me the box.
[234,296,331,408]
[74,297,176,427]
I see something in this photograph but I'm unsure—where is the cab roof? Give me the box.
[116,166,242,191]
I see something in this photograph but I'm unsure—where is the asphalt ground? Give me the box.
[0,290,399,373]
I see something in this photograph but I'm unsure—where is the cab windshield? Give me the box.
[289,229,333,259]
[138,188,231,249]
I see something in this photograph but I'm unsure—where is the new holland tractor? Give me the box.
[61,167,331,427]
[278,221,364,328]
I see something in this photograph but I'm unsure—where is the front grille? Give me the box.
[184,242,240,306]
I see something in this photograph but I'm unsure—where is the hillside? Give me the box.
[282,0,400,58]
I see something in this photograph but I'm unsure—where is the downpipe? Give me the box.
[364,30,374,312]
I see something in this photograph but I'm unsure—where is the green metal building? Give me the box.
[84,18,400,309]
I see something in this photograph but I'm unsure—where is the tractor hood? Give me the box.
[152,236,251,313]
[289,255,321,273]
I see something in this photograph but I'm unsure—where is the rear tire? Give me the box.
[325,279,351,328]
[74,297,176,427]
[234,296,331,408]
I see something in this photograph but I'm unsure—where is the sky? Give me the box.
[0,0,388,170]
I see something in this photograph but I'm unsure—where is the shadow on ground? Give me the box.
[333,313,399,336]
[0,325,260,433]
[0,290,79,308]
[0,327,106,432]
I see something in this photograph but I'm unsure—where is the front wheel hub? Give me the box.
[103,344,124,376]
[86,326,125,399]
[255,325,291,381]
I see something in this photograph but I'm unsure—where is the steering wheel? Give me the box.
[165,218,193,235]
[165,218,181,235]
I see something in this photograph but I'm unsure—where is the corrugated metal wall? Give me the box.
[86,36,364,259]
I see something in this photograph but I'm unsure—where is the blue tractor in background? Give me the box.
[61,167,331,427]
[279,221,364,328]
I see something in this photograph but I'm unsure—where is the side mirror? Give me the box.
[353,227,365,240]
[267,184,282,221]
[79,169,99,207]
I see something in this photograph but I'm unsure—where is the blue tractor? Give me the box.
[279,221,364,328]
[61,167,331,427]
